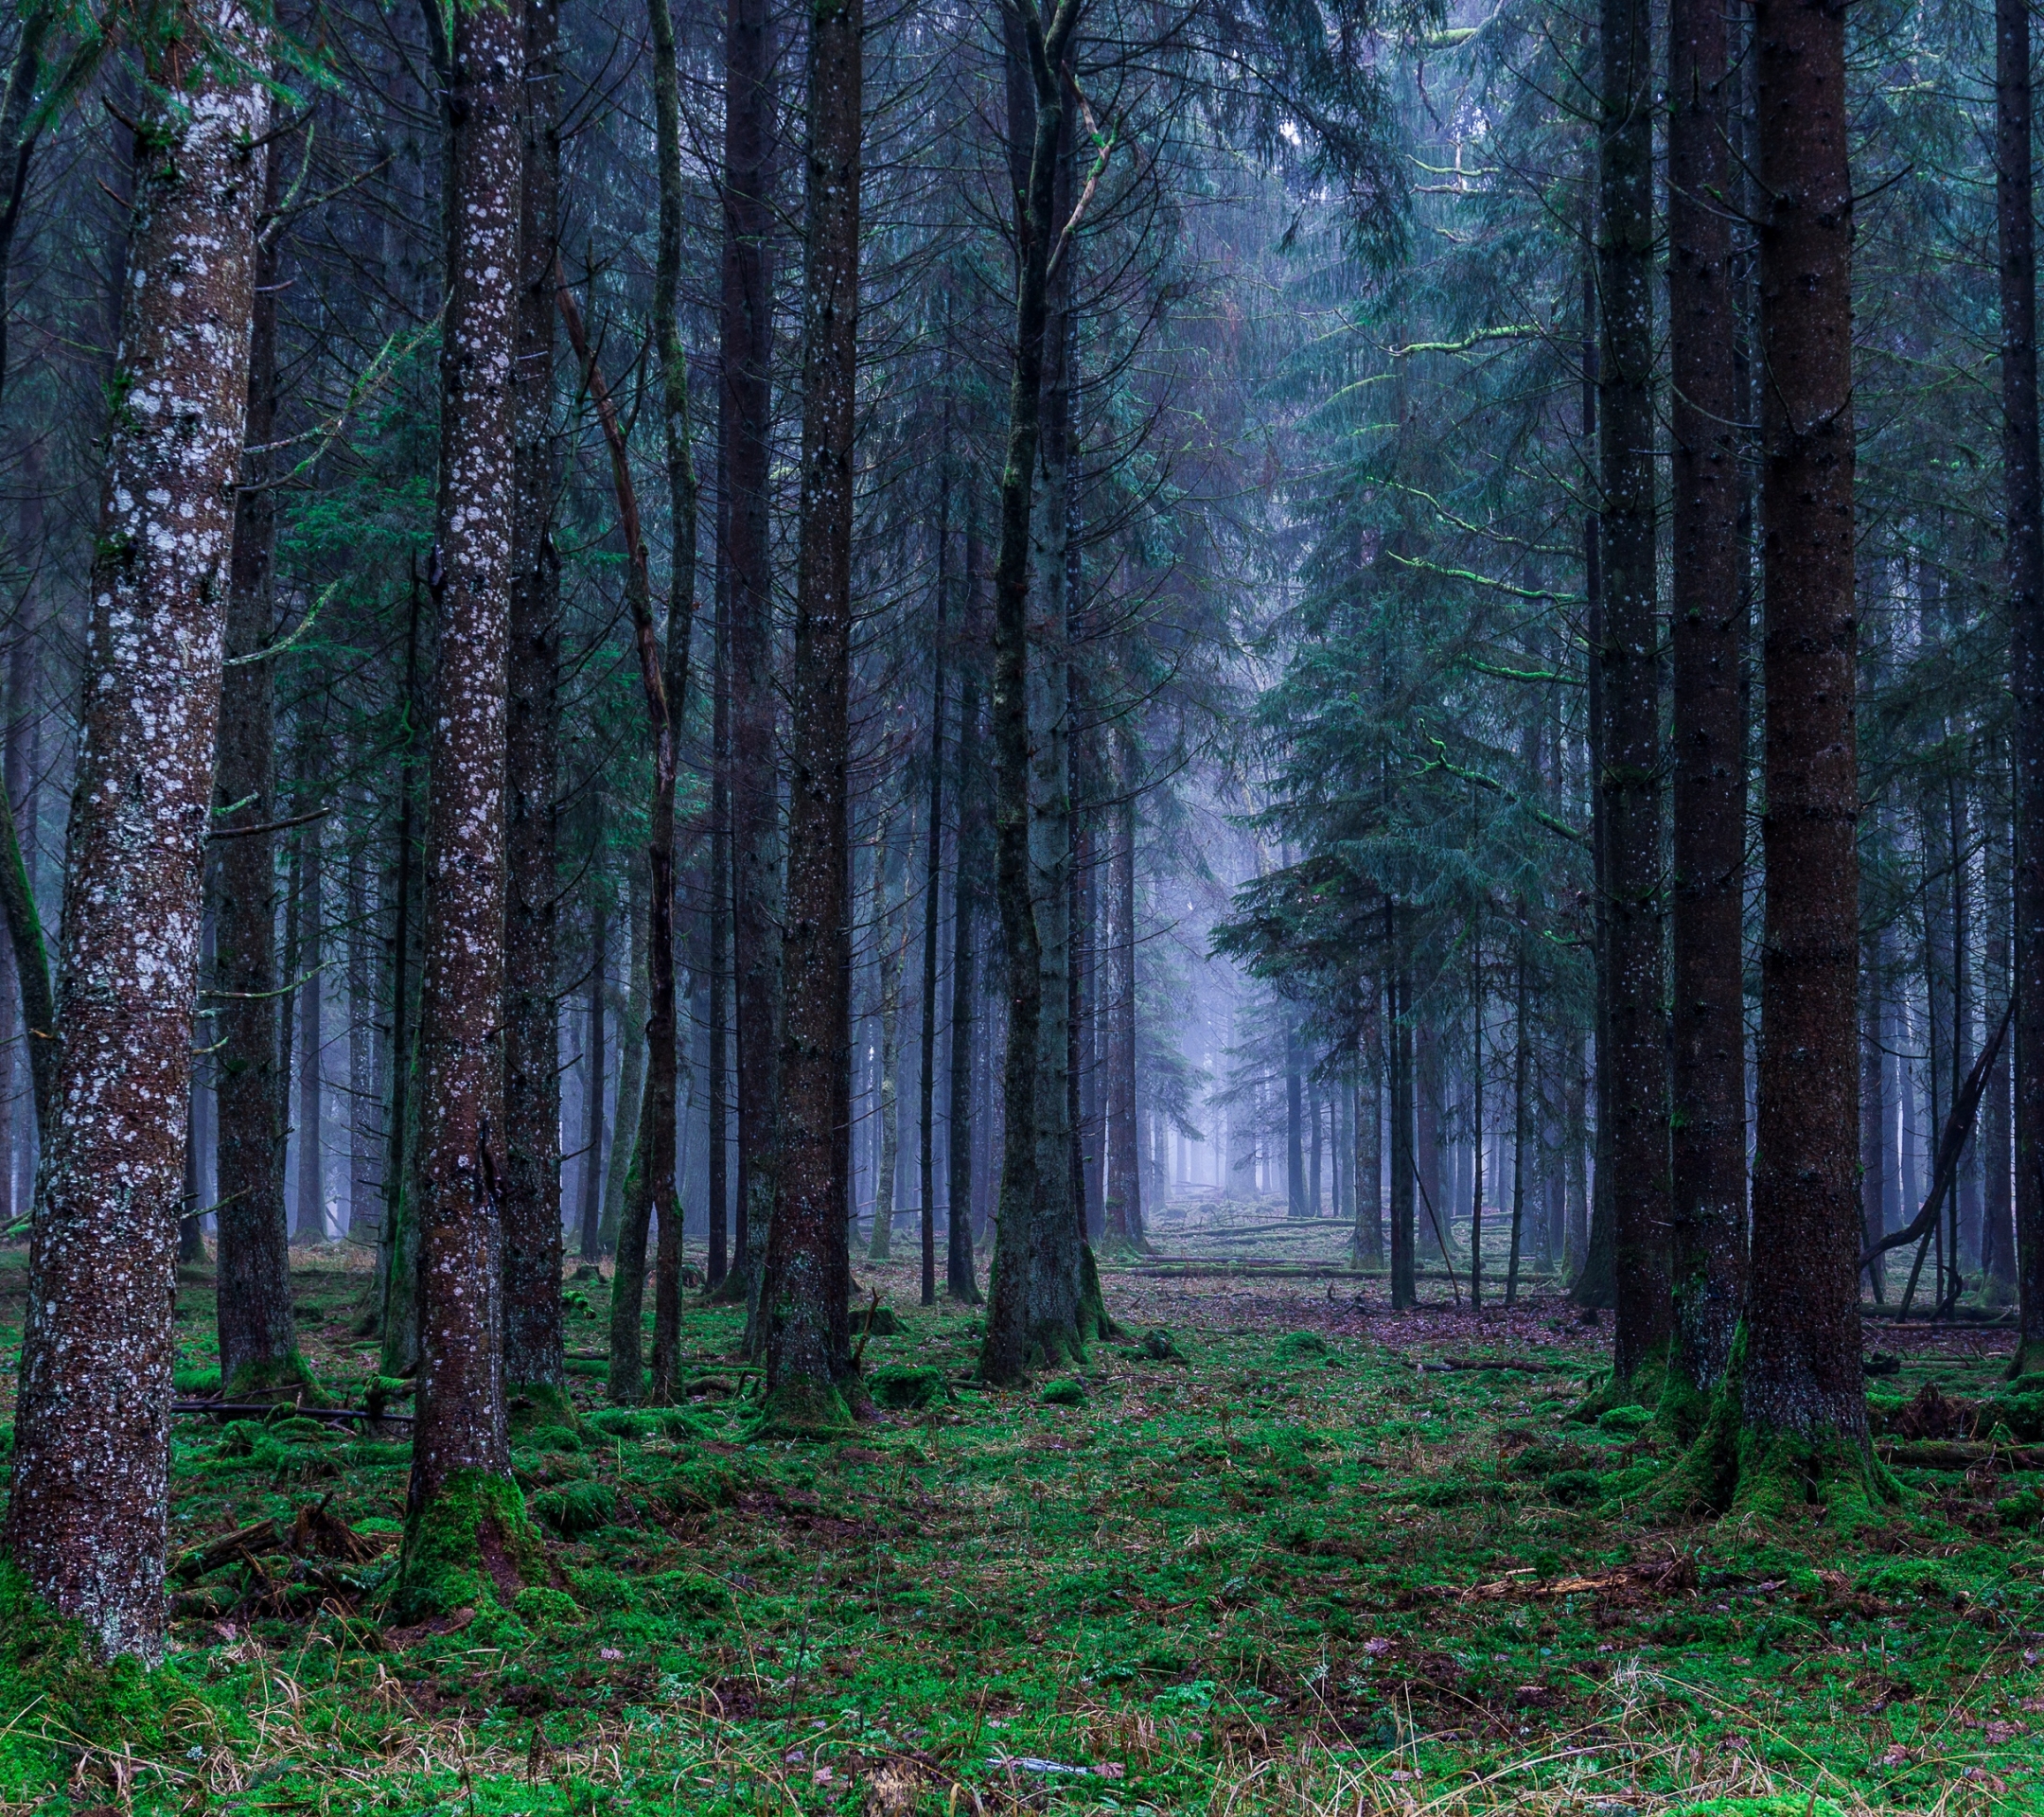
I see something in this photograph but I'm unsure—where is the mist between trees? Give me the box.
[0,0,2040,1810]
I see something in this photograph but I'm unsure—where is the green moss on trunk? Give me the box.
[223,1350,329,1406]
[506,1381,578,1433]
[1651,1324,1897,1527]
[392,1470,544,1625]
[750,1375,855,1438]
[0,1563,230,1751]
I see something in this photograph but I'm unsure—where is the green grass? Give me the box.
[0,1242,2039,1813]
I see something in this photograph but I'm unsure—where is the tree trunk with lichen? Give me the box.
[395,0,537,1622]
[6,1,270,1661]
[502,0,567,1429]
[761,0,862,1433]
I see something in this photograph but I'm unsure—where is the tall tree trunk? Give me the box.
[761,0,861,1429]
[1574,217,1615,1314]
[1352,1013,1383,1265]
[918,467,950,1304]
[1599,0,1671,1388]
[2004,0,2044,1375]
[578,888,607,1261]
[600,872,646,1260]
[1388,908,1417,1308]
[1727,0,1877,1506]
[1507,927,1530,1304]
[0,6,56,1131]
[645,0,702,1402]
[1861,933,1889,1303]
[502,0,565,1422]
[1665,0,1746,1416]
[868,813,907,1261]
[213,138,303,1393]
[394,0,534,1621]
[1021,96,1099,1358]
[979,0,1089,1385]
[708,523,732,1286]
[1986,815,2016,1288]
[1103,731,1141,1253]
[1285,1018,1307,1219]
[295,804,326,1243]
[947,648,982,1302]
[3,467,42,1214]
[377,577,425,1371]
[723,0,780,1296]
[345,815,380,1244]
[1470,971,1485,1307]
[8,1,269,1660]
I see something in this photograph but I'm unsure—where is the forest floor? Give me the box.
[1,1222,2041,1815]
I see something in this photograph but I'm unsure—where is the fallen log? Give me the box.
[1877,1438,2044,1472]
[172,1401,414,1426]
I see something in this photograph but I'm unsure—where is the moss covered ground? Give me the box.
[0,1236,2040,1814]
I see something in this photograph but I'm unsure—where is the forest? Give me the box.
[0,0,2043,1807]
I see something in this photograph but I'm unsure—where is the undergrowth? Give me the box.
[0,1244,2038,1813]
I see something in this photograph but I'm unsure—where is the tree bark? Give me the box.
[213,139,302,1392]
[1388,908,1417,1308]
[1735,0,1875,1497]
[761,0,861,1429]
[919,468,950,1304]
[1103,730,1141,1253]
[1598,0,1671,1385]
[294,798,326,1243]
[600,873,647,1263]
[578,886,607,1260]
[396,0,531,1616]
[947,633,982,1302]
[708,509,732,1286]
[644,0,702,1402]
[502,0,565,1420]
[377,576,425,1372]
[8,0,269,1660]
[1985,817,2015,1287]
[979,0,1090,1385]
[867,806,907,1261]
[2003,0,2044,1376]
[723,0,780,1293]
[1666,0,1746,1411]
[347,810,381,1244]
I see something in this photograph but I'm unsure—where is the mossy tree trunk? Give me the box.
[8,0,270,1660]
